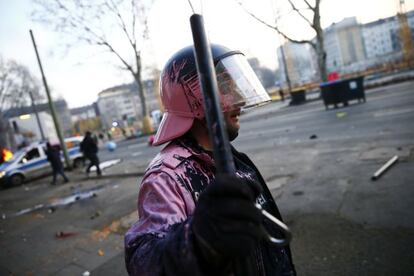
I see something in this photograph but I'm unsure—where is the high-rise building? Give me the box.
[324,17,366,72]
[97,81,160,129]
[363,17,401,58]
[362,10,414,61]
[274,10,414,83]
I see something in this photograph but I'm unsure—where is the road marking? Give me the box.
[373,108,413,117]
[131,151,142,157]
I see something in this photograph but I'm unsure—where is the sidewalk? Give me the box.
[0,160,140,275]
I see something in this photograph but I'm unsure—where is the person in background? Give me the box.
[279,89,285,102]
[80,131,101,176]
[45,142,69,185]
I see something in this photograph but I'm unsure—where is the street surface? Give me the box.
[0,80,413,275]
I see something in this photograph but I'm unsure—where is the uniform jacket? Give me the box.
[45,146,63,170]
[80,136,98,157]
[125,137,295,275]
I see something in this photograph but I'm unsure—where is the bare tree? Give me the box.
[32,0,155,133]
[238,0,328,82]
[0,56,43,148]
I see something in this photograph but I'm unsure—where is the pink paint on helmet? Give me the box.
[153,45,271,146]
[152,57,204,146]
[152,46,215,146]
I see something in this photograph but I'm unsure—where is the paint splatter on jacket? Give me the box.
[125,137,295,275]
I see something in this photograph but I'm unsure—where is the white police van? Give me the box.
[0,137,84,187]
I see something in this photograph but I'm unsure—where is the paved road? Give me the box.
[236,81,414,275]
[0,81,413,275]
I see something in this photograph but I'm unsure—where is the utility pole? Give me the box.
[28,90,45,141]
[279,38,292,94]
[270,1,292,95]
[29,29,71,169]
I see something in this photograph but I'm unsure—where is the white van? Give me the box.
[0,137,84,187]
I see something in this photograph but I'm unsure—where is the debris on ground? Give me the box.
[82,271,90,276]
[92,220,121,240]
[7,183,117,218]
[90,211,102,220]
[293,191,304,196]
[309,134,318,139]
[34,213,45,219]
[98,249,105,256]
[336,112,347,118]
[371,155,399,181]
[55,231,77,239]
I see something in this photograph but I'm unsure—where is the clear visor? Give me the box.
[215,54,271,112]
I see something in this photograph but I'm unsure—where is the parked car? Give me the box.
[0,137,84,187]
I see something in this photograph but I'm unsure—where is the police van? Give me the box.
[0,137,84,187]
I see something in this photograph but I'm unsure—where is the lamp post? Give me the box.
[28,90,45,141]
[30,29,71,169]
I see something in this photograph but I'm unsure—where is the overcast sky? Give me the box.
[1,0,413,108]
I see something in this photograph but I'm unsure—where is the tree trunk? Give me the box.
[133,73,147,118]
[315,39,328,82]
[133,55,152,134]
[313,17,328,82]
[133,54,147,118]
[313,1,328,82]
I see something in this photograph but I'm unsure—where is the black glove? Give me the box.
[192,174,265,261]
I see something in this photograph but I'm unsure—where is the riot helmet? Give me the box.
[153,44,270,146]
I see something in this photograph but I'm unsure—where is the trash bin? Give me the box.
[289,89,306,105]
[320,76,365,109]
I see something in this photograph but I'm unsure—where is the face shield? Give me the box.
[215,53,271,112]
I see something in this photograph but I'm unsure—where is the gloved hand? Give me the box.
[192,174,265,261]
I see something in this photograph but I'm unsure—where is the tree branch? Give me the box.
[99,41,134,73]
[287,0,314,27]
[106,0,137,54]
[31,0,155,128]
[131,0,137,46]
[0,59,42,111]
[303,0,315,11]
[238,2,316,48]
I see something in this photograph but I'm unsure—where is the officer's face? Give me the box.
[224,107,241,141]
